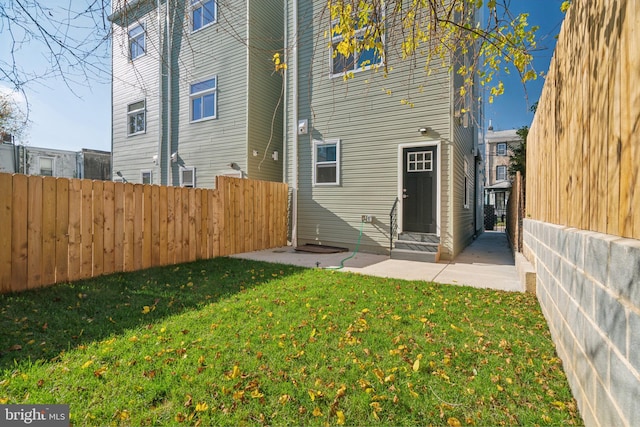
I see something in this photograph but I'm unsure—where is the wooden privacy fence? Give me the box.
[0,174,288,294]
[505,172,524,252]
[527,0,640,239]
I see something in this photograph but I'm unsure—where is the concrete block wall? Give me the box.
[523,219,640,427]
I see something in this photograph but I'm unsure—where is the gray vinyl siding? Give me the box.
[287,0,457,255]
[450,42,478,259]
[171,0,249,188]
[111,0,284,188]
[246,0,284,182]
[451,124,476,258]
[111,0,162,184]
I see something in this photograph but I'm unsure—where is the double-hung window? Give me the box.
[496,165,507,181]
[497,143,507,156]
[190,77,217,122]
[331,14,383,76]
[313,139,340,185]
[191,0,216,32]
[127,100,146,135]
[129,25,145,60]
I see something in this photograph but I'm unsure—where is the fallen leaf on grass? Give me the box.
[93,367,107,378]
[278,394,291,405]
[195,402,208,412]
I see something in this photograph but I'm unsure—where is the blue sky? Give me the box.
[0,0,111,153]
[484,0,567,131]
[1,1,565,152]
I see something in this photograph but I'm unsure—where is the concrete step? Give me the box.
[391,248,440,263]
[394,240,439,252]
[397,232,440,244]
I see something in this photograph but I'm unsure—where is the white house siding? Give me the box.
[111,0,284,187]
[287,0,459,256]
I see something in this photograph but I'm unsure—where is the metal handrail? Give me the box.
[389,197,399,253]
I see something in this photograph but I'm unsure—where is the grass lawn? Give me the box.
[0,257,582,426]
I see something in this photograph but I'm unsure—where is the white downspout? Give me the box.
[291,0,299,247]
[157,0,163,184]
[166,0,173,186]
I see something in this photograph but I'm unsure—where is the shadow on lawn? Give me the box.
[0,257,305,370]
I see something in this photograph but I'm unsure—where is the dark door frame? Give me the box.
[398,140,441,236]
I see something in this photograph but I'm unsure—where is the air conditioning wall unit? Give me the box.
[180,166,195,187]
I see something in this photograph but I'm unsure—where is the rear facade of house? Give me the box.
[283,0,483,260]
[110,0,284,188]
[484,128,521,222]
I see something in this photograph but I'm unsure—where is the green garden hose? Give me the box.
[324,220,364,270]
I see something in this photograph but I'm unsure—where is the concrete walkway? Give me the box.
[232,231,523,292]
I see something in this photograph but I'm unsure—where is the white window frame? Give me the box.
[39,157,55,177]
[496,165,507,181]
[141,170,152,184]
[497,142,507,156]
[407,150,433,172]
[128,24,145,60]
[127,100,146,136]
[312,139,340,186]
[180,166,196,187]
[191,0,217,32]
[330,13,384,78]
[190,76,217,122]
